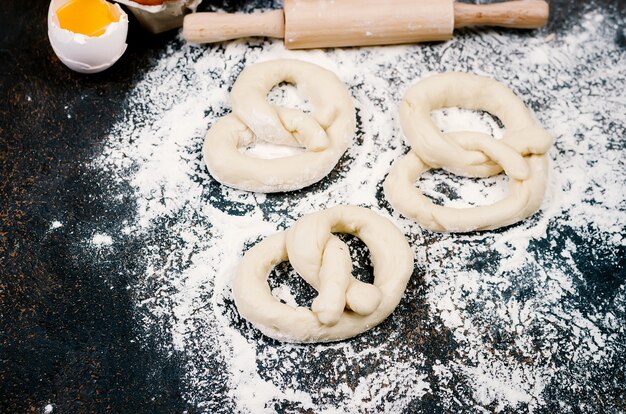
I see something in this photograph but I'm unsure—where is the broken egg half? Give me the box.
[48,0,129,74]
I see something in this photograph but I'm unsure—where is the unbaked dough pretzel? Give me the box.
[384,72,552,232]
[203,59,355,193]
[233,205,414,343]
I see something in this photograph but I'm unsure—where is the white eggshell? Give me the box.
[47,0,129,74]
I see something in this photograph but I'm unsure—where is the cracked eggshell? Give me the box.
[48,0,129,74]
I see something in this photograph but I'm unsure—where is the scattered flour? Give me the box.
[91,233,113,246]
[94,9,625,413]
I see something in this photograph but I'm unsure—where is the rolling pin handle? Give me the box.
[453,0,549,29]
[183,10,285,44]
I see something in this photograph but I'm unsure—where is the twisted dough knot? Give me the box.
[233,205,414,343]
[203,59,355,193]
[384,72,553,232]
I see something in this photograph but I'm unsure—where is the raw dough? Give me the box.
[384,72,552,232]
[233,205,414,343]
[203,59,355,193]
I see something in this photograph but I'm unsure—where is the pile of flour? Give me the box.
[93,9,625,413]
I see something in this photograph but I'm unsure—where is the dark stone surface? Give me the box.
[0,0,624,413]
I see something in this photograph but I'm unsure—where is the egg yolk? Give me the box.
[56,0,120,37]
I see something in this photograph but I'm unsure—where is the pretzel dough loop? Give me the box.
[385,72,552,232]
[203,59,356,193]
[385,134,549,232]
[400,72,551,173]
[233,205,414,343]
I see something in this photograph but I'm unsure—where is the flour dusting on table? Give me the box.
[94,10,625,413]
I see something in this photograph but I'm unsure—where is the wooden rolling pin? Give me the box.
[183,0,549,49]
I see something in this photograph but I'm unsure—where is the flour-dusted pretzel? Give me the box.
[233,205,414,343]
[203,59,355,193]
[384,72,552,232]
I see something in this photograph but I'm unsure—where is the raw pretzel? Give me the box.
[384,72,552,232]
[233,205,414,342]
[203,59,355,193]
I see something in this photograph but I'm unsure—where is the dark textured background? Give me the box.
[0,0,624,413]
